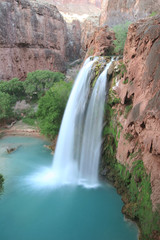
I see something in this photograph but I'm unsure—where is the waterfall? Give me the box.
[52,57,113,188]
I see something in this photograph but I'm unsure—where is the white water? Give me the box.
[26,57,113,189]
[51,57,113,188]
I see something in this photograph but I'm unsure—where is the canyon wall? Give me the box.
[100,0,160,26]
[83,25,115,59]
[115,15,160,209]
[57,0,101,7]
[0,0,68,80]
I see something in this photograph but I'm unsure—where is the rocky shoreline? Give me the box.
[0,120,43,139]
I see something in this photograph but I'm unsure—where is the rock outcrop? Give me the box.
[0,0,68,80]
[84,25,115,59]
[100,0,160,26]
[115,15,160,209]
[65,20,81,61]
[81,16,100,57]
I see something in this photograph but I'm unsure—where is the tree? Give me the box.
[0,91,12,122]
[113,22,131,55]
[37,81,72,139]
[0,78,25,103]
[23,70,65,99]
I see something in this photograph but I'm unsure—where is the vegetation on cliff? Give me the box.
[101,62,160,240]
[112,22,131,54]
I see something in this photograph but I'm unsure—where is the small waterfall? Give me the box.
[52,57,113,188]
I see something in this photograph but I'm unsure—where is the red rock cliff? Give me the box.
[115,15,160,209]
[100,0,160,26]
[0,0,68,80]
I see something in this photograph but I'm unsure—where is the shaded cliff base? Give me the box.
[100,76,160,240]
[98,15,160,240]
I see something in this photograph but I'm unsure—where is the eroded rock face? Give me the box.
[81,16,100,57]
[115,15,160,209]
[100,0,160,26]
[65,20,81,61]
[0,0,68,80]
[84,26,115,59]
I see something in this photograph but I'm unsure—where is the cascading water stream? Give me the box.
[52,57,113,188]
[79,61,112,186]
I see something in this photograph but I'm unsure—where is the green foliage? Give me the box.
[124,132,134,141]
[0,91,12,121]
[113,22,131,54]
[0,78,25,103]
[115,163,131,185]
[37,81,72,139]
[23,70,65,99]
[149,11,157,17]
[102,89,120,167]
[129,149,141,159]
[110,158,160,239]
[124,104,133,118]
[128,160,160,238]
[108,89,121,106]
[88,47,94,56]
[123,78,128,84]
[22,107,37,126]
[22,117,36,126]
[102,84,160,239]
[0,174,4,190]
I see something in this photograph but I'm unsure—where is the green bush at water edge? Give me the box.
[0,91,13,123]
[102,88,160,240]
[0,71,66,125]
[0,78,25,103]
[37,81,72,139]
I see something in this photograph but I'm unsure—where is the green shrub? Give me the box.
[124,104,133,118]
[0,174,4,190]
[113,22,131,54]
[23,70,65,100]
[88,47,94,56]
[149,11,157,17]
[108,89,121,106]
[37,81,72,139]
[0,78,25,103]
[0,91,13,122]
[22,108,37,126]
[123,78,128,84]
[102,84,160,239]
[22,117,36,126]
[124,132,134,141]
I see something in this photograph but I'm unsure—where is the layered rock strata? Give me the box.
[0,0,67,80]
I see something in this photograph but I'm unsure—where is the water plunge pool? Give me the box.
[0,136,138,240]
